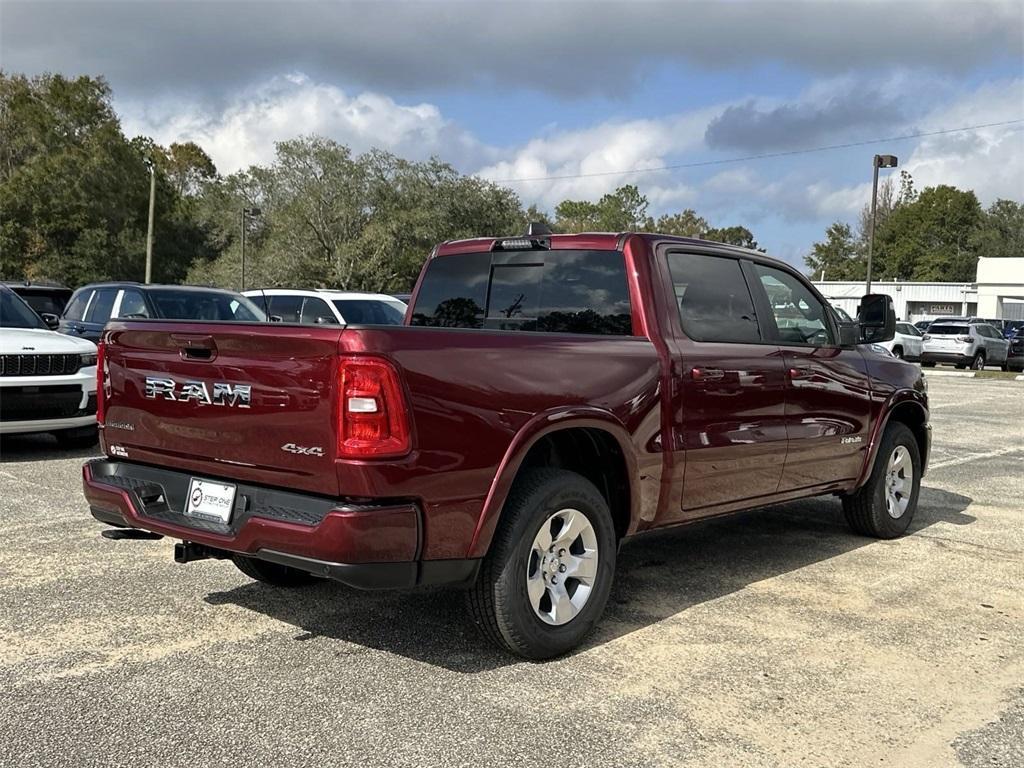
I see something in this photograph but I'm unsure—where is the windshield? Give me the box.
[332,298,407,325]
[0,287,46,329]
[148,290,266,321]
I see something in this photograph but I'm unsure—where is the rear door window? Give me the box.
[84,288,117,324]
[63,290,92,321]
[300,297,337,325]
[332,299,407,325]
[666,252,760,343]
[411,250,633,335]
[116,289,150,318]
[267,295,303,323]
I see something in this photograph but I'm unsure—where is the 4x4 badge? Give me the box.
[281,443,324,457]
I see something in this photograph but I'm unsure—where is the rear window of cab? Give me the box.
[410,250,633,335]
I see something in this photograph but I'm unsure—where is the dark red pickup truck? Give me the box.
[84,231,930,658]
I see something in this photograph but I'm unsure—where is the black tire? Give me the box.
[970,351,986,370]
[892,346,904,360]
[53,425,98,449]
[842,422,921,539]
[232,555,319,587]
[921,361,936,368]
[466,468,617,660]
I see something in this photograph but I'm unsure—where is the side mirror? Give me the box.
[41,312,60,330]
[857,294,896,343]
[838,322,860,347]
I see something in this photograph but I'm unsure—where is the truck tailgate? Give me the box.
[102,322,344,496]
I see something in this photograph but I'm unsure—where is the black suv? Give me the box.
[59,283,266,343]
[3,281,73,327]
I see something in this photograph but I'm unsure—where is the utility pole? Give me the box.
[144,159,156,283]
[866,153,898,294]
[240,206,261,291]
[240,208,246,292]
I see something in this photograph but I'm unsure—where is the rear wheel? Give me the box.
[467,468,616,659]
[842,422,921,539]
[970,351,986,370]
[921,361,936,368]
[232,555,319,587]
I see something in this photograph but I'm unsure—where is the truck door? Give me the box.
[663,251,789,520]
[746,262,873,491]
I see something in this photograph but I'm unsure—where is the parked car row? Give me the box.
[1,280,411,447]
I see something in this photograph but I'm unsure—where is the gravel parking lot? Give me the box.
[1,375,1021,768]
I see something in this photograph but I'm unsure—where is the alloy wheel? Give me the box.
[526,508,599,626]
[884,446,913,519]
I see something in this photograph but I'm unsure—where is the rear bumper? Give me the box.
[920,352,972,366]
[83,458,478,590]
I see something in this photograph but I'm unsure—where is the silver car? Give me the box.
[921,322,1010,370]
[879,321,924,361]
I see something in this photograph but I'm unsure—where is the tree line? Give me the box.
[1,73,1018,293]
[806,170,1022,282]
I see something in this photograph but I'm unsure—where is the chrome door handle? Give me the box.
[691,367,725,381]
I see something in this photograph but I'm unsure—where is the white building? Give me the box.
[813,257,1024,323]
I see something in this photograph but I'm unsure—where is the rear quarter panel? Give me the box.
[339,327,663,558]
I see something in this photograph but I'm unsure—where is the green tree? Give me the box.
[971,199,1024,259]
[704,225,761,250]
[0,72,214,285]
[554,185,652,232]
[652,209,709,237]
[188,137,525,292]
[872,185,984,281]
[805,222,863,280]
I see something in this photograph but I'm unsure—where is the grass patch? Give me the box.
[975,370,1024,380]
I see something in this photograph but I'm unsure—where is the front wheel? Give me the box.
[892,346,904,360]
[842,422,921,539]
[467,468,617,659]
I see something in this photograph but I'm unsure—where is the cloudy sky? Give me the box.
[3,0,1022,267]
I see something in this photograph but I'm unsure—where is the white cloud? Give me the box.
[120,74,488,174]
[901,79,1024,203]
[477,108,719,209]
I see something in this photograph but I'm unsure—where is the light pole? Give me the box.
[144,158,156,283]
[866,153,898,293]
[240,206,261,291]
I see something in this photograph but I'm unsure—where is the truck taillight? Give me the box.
[337,356,411,458]
[96,340,107,425]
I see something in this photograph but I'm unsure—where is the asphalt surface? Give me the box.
[1,375,1021,767]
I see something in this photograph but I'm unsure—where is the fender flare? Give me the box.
[466,407,640,559]
[855,389,929,489]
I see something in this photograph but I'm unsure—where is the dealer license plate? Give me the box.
[184,478,237,524]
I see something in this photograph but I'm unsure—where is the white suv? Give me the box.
[1,286,99,447]
[243,289,407,326]
[878,322,924,361]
